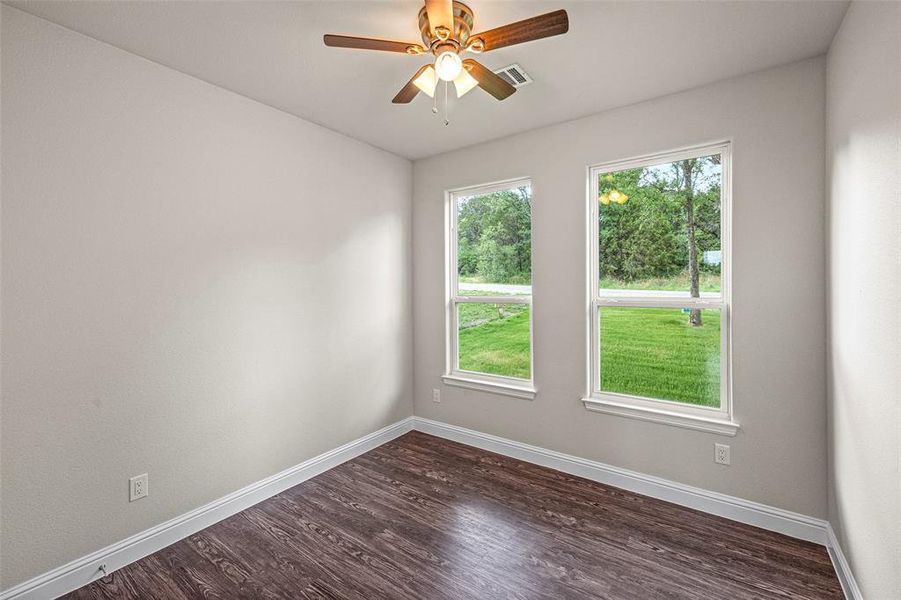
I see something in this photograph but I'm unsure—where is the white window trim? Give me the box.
[445,177,536,400]
[582,141,738,436]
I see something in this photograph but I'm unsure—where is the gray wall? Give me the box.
[0,7,412,588]
[9,3,892,592]
[413,58,828,518]
[826,2,901,597]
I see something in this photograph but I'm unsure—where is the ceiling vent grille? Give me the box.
[493,64,533,88]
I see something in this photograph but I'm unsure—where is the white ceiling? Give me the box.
[8,0,848,159]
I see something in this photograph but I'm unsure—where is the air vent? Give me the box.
[493,64,533,88]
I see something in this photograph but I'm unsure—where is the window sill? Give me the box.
[442,374,537,400]
[582,396,739,436]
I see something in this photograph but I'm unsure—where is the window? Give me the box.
[584,143,737,435]
[444,178,535,399]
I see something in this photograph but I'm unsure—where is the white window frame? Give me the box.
[582,142,738,436]
[443,177,536,400]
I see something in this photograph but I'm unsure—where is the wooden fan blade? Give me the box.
[392,65,432,104]
[323,34,425,54]
[424,0,453,36]
[469,10,569,52]
[462,59,516,101]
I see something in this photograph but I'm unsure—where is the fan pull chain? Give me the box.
[444,80,449,126]
[432,88,438,114]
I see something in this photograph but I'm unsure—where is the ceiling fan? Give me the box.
[323,1,568,111]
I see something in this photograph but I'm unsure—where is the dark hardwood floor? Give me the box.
[64,431,842,599]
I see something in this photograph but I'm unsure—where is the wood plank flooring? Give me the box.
[63,431,842,599]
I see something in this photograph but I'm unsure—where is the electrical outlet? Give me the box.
[432,388,441,403]
[129,473,149,502]
[714,444,731,465]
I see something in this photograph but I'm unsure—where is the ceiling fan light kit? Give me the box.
[323,1,568,123]
[435,50,463,81]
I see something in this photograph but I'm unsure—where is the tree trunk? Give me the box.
[681,160,702,326]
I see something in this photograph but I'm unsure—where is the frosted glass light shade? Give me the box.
[453,68,479,97]
[413,65,438,97]
[435,51,463,81]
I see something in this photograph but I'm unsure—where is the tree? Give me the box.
[680,159,702,325]
[457,187,531,284]
[668,156,720,326]
[598,169,683,283]
[598,156,721,327]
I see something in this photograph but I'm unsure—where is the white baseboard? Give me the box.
[0,417,415,600]
[826,524,863,600]
[411,417,829,545]
[4,415,856,600]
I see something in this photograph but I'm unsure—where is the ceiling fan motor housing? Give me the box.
[418,2,474,54]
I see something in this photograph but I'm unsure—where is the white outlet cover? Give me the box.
[714,443,731,465]
[129,473,149,502]
[432,388,441,403]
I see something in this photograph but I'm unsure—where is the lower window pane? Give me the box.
[599,307,720,407]
[458,302,531,379]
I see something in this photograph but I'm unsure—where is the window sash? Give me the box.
[447,178,534,385]
[590,303,729,412]
[587,142,731,420]
[595,297,723,309]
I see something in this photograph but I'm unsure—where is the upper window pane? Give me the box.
[456,184,532,296]
[597,155,721,297]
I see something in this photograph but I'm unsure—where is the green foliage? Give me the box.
[457,187,531,285]
[599,271,721,292]
[598,158,721,283]
[599,168,681,281]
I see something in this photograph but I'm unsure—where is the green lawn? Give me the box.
[457,305,720,407]
[600,307,720,406]
[458,305,531,379]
